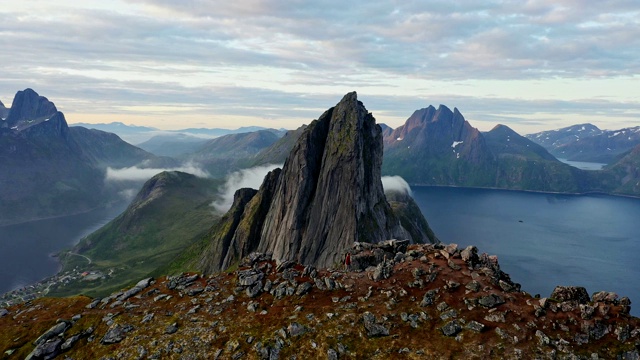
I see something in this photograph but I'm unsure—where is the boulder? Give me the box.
[25,338,62,360]
[287,322,307,337]
[477,294,505,309]
[592,291,619,303]
[101,324,134,344]
[362,312,389,337]
[34,321,70,345]
[550,286,590,304]
[295,282,313,296]
[441,320,462,337]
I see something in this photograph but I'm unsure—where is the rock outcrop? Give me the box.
[6,242,639,359]
[258,92,409,267]
[3,88,58,130]
[199,92,436,271]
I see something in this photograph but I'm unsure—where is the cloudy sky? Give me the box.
[1,0,638,134]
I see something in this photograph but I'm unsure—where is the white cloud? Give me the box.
[105,163,210,181]
[1,1,639,133]
[211,164,282,213]
[382,176,412,196]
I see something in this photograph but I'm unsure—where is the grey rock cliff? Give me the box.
[4,88,58,130]
[221,168,282,270]
[199,92,437,272]
[199,188,258,273]
[258,92,408,267]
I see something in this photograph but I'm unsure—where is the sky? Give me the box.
[0,0,638,134]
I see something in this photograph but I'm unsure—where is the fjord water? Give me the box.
[0,202,128,295]
[413,186,640,316]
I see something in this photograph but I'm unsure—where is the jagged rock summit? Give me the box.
[200,92,437,273]
[2,88,58,131]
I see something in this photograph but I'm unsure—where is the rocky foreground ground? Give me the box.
[1,241,639,359]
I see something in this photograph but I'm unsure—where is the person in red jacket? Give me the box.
[344,252,352,271]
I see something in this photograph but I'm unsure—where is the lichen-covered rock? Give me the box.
[101,324,134,344]
[362,312,389,337]
[25,338,62,360]
[441,320,462,337]
[34,321,70,345]
[478,294,505,309]
[550,286,590,304]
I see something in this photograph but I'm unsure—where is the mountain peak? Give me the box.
[199,92,436,272]
[4,88,58,130]
[489,124,517,134]
[436,104,453,115]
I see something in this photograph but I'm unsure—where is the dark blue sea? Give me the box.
[0,202,128,295]
[412,186,640,316]
[1,186,639,316]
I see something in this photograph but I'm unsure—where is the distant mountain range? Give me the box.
[0,89,174,225]
[251,105,639,197]
[526,123,640,164]
[379,105,601,193]
[73,121,287,145]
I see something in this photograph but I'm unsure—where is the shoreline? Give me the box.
[407,183,640,200]
[0,206,107,228]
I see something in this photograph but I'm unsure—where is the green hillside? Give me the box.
[51,171,222,297]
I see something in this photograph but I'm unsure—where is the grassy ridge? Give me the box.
[49,172,222,297]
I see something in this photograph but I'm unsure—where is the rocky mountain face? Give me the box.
[1,88,58,131]
[527,124,640,164]
[199,92,437,273]
[383,105,496,187]
[0,89,171,225]
[3,241,639,359]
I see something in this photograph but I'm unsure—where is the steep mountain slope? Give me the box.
[0,89,170,225]
[484,125,599,192]
[383,105,497,187]
[527,124,640,163]
[58,171,221,297]
[198,92,438,273]
[606,144,640,195]
[484,124,558,161]
[69,127,176,169]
